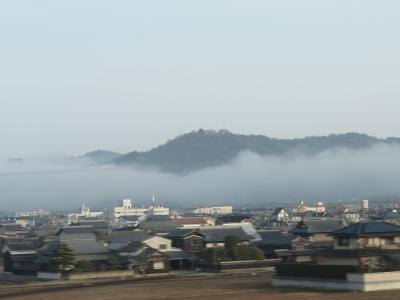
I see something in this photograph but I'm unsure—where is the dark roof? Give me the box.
[78,220,109,229]
[118,241,144,253]
[145,215,172,222]
[198,227,254,243]
[291,219,343,235]
[65,239,109,255]
[332,222,400,237]
[107,231,151,243]
[216,214,254,224]
[0,223,25,232]
[57,225,96,235]
[255,231,296,246]
[314,247,400,258]
[39,239,109,256]
[166,227,254,242]
[165,228,200,239]
[139,220,179,232]
[5,243,37,252]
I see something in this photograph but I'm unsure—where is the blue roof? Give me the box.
[332,222,400,237]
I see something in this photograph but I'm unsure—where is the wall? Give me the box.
[347,271,400,292]
[314,257,359,266]
[37,272,62,280]
[144,236,172,252]
[273,277,349,291]
[273,271,400,292]
[68,270,134,280]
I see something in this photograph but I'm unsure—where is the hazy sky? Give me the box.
[1,0,400,159]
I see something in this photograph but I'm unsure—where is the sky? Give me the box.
[1,0,400,159]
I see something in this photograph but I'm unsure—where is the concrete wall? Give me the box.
[273,277,348,291]
[37,272,62,280]
[347,271,400,292]
[68,270,134,280]
[273,271,400,292]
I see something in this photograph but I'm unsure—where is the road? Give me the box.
[4,273,400,300]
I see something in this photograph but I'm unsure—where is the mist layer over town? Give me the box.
[1,145,400,212]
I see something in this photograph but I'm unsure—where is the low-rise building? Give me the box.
[191,206,233,216]
[113,199,169,218]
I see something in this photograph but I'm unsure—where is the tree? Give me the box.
[76,260,95,272]
[225,236,240,260]
[49,243,75,272]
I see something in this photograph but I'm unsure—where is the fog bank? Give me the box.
[1,146,400,212]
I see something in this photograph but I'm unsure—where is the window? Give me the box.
[338,237,349,246]
[383,237,395,245]
[159,244,167,250]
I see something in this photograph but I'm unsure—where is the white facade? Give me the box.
[15,209,49,217]
[68,204,104,224]
[192,206,233,215]
[113,199,170,218]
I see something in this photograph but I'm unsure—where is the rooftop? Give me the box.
[332,221,400,237]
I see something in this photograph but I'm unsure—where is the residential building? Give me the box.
[290,219,344,244]
[313,222,400,271]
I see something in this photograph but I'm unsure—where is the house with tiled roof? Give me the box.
[313,221,400,272]
[290,219,344,244]
[1,242,38,275]
[166,226,256,251]
[37,225,111,271]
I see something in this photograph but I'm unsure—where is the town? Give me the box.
[3,196,400,294]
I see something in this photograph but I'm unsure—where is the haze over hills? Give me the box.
[77,150,122,164]
[82,129,400,173]
[3,129,400,211]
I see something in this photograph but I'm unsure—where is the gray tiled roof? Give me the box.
[332,222,400,237]
[291,219,343,235]
[107,230,151,243]
[5,242,37,252]
[165,228,199,238]
[57,225,96,235]
[166,226,254,242]
[64,239,109,255]
[255,230,296,246]
[198,227,254,243]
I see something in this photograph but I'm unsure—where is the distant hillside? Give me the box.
[78,150,122,164]
[111,129,400,173]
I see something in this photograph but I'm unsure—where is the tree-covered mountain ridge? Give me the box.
[84,129,400,173]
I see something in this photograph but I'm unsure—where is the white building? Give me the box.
[68,204,104,224]
[15,209,50,218]
[113,198,170,218]
[192,206,233,215]
[272,207,289,223]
